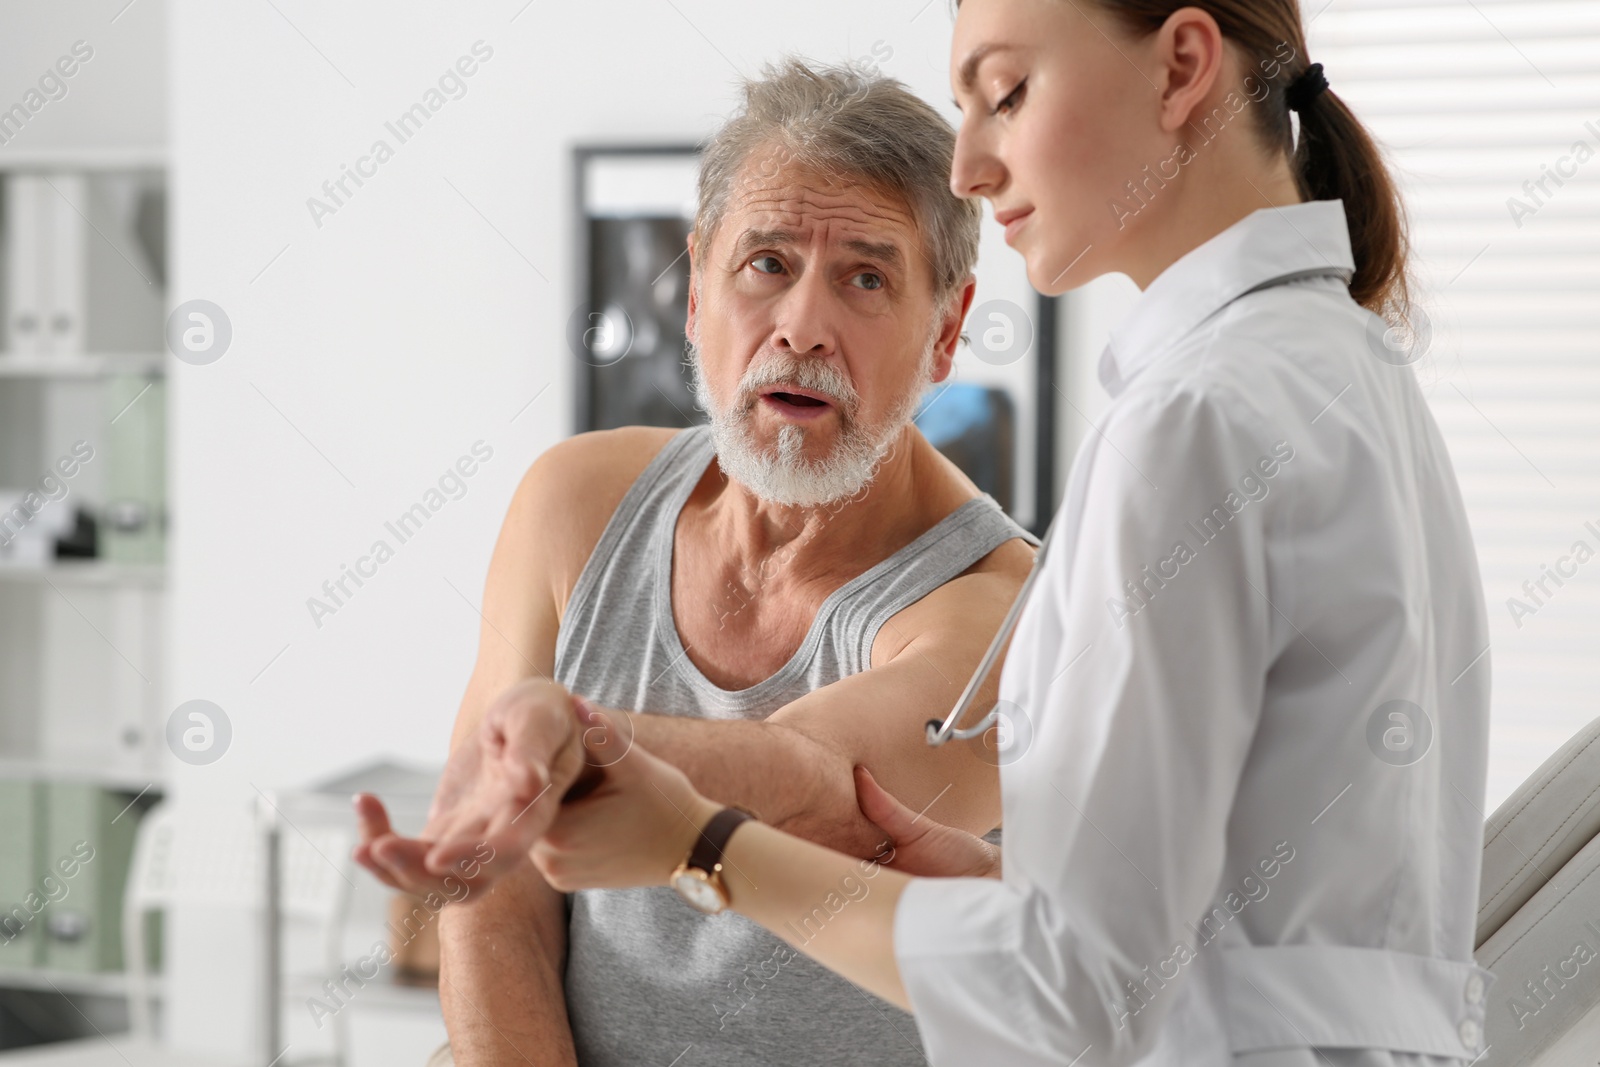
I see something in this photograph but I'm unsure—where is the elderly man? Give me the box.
[356,57,1033,1066]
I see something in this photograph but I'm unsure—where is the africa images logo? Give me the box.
[1365,700,1433,767]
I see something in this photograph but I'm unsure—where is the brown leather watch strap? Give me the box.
[686,807,753,874]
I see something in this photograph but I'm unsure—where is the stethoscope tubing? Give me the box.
[924,517,1057,747]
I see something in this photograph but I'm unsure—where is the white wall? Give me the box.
[0,0,166,157]
[166,1,1028,1060]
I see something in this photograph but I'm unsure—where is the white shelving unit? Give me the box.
[0,351,166,379]
[0,964,165,999]
[0,149,167,173]
[0,560,165,584]
[0,755,163,795]
[0,154,170,783]
[0,152,171,1023]
[0,4,181,1050]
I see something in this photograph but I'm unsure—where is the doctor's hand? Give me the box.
[854,766,1002,879]
[531,705,721,893]
[353,678,600,897]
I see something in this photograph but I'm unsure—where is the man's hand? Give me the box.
[854,765,1001,878]
[354,679,598,896]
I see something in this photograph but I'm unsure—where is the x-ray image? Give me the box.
[579,213,698,431]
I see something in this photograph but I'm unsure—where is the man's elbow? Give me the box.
[774,801,887,858]
[762,726,886,857]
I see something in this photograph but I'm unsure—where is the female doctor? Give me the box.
[386,1,1495,1063]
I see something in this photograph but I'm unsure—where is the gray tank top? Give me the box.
[554,426,1030,1067]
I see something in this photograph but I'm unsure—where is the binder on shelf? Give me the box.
[0,779,42,969]
[3,175,47,356]
[37,781,142,973]
[103,373,167,564]
[45,173,87,356]
[1,173,88,358]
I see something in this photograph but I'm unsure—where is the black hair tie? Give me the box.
[1285,62,1329,112]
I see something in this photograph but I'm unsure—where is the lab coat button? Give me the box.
[1458,1018,1481,1049]
[1465,973,1485,1005]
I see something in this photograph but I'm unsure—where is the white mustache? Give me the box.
[737,357,858,416]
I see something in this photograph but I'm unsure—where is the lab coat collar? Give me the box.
[1098,199,1357,397]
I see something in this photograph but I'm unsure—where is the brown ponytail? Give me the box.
[1083,1,1412,320]
[1288,76,1410,317]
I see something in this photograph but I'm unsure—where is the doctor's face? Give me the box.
[685,154,953,507]
[949,0,1172,295]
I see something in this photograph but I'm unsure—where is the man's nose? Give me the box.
[773,270,838,356]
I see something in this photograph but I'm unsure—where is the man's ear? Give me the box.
[1154,8,1226,135]
[931,276,978,384]
[684,230,700,344]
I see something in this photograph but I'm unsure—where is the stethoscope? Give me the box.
[924,517,1057,746]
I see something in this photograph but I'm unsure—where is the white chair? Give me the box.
[270,809,358,1067]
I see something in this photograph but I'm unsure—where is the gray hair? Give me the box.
[694,56,980,303]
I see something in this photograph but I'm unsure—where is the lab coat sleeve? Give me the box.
[894,380,1281,1066]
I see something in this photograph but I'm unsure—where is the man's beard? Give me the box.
[687,338,935,509]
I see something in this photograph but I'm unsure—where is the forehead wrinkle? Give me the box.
[742,205,911,242]
[722,179,934,285]
[736,189,914,231]
[732,195,909,244]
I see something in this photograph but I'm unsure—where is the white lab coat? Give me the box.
[894,200,1493,1067]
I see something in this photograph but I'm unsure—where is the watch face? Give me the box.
[671,869,726,914]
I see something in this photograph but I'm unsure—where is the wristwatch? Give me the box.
[669,806,755,915]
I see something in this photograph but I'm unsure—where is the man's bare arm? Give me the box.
[619,553,1031,857]
[425,429,678,1065]
[431,433,660,1066]
[435,533,570,1063]
[437,861,571,1065]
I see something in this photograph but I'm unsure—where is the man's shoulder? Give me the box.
[924,529,1034,611]
[910,436,1036,586]
[514,425,686,589]
[870,452,1037,664]
[871,532,1033,665]
[523,425,681,499]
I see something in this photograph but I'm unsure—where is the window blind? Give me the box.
[1309,0,1600,808]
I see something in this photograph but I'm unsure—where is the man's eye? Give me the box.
[852,272,884,291]
[751,255,784,274]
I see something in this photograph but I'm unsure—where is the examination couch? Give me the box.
[1477,715,1600,1065]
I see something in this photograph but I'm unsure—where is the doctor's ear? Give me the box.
[1152,8,1226,135]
